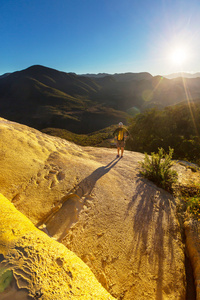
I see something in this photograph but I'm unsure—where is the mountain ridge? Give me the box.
[81,71,153,81]
[164,72,200,79]
[3,66,200,80]
[1,65,200,134]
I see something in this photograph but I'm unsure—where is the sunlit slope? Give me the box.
[0,117,187,299]
[0,193,115,299]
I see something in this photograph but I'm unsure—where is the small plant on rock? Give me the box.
[178,183,200,220]
[140,147,178,192]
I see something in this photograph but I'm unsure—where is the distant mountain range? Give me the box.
[2,70,200,80]
[164,72,200,79]
[1,65,200,133]
[81,72,153,81]
[82,71,200,80]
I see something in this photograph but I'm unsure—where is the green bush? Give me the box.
[185,196,200,220]
[178,183,200,220]
[140,147,178,192]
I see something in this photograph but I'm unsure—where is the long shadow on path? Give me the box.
[74,157,121,198]
[43,157,121,240]
[125,178,183,300]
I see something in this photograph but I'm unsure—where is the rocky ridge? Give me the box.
[0,117,199,299]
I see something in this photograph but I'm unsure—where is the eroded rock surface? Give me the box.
[0,117,189,299]
[0,193,115,299]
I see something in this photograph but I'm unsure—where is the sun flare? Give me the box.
[169,47,188,65]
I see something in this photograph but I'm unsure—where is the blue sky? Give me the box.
[1,0,200,76]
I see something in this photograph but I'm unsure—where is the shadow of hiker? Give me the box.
[74,157,121,198]
[43,157,121,241]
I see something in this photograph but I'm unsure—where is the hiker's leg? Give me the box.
[117,147,120,156]
[121,147,124,157]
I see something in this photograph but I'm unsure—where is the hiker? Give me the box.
[113,122,129,158]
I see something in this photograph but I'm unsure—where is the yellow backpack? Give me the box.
[117,129,124,141]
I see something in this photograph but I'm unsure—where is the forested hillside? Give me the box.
[126,101,200,164]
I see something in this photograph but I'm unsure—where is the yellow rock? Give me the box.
[0,193,116,299]
[0,118,187,299]
[185,220,200,299]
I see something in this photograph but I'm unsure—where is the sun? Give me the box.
[169,46,188,65]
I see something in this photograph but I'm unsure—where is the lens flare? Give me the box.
[169,47,187,65]
[181,77,199,138]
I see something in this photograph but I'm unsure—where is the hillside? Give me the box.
[126,101,200,164]
[1,65,200,134]
[0,117,199,299]
[0,65,128,133]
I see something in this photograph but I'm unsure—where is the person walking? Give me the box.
[113,122,129,158]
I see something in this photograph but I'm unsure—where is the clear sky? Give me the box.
[1,0,200,76]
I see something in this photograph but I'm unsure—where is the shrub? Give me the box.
[178,183,200,220]
[186,196,200,220]
[140,147,178,192]
[127,103,200,165]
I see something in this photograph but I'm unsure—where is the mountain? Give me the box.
[1,64,200,134]
[0,65,129,133]
[164,72,200,79]
[0,72,11,79]
[81,73,110,78]
[82,72,153,81]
